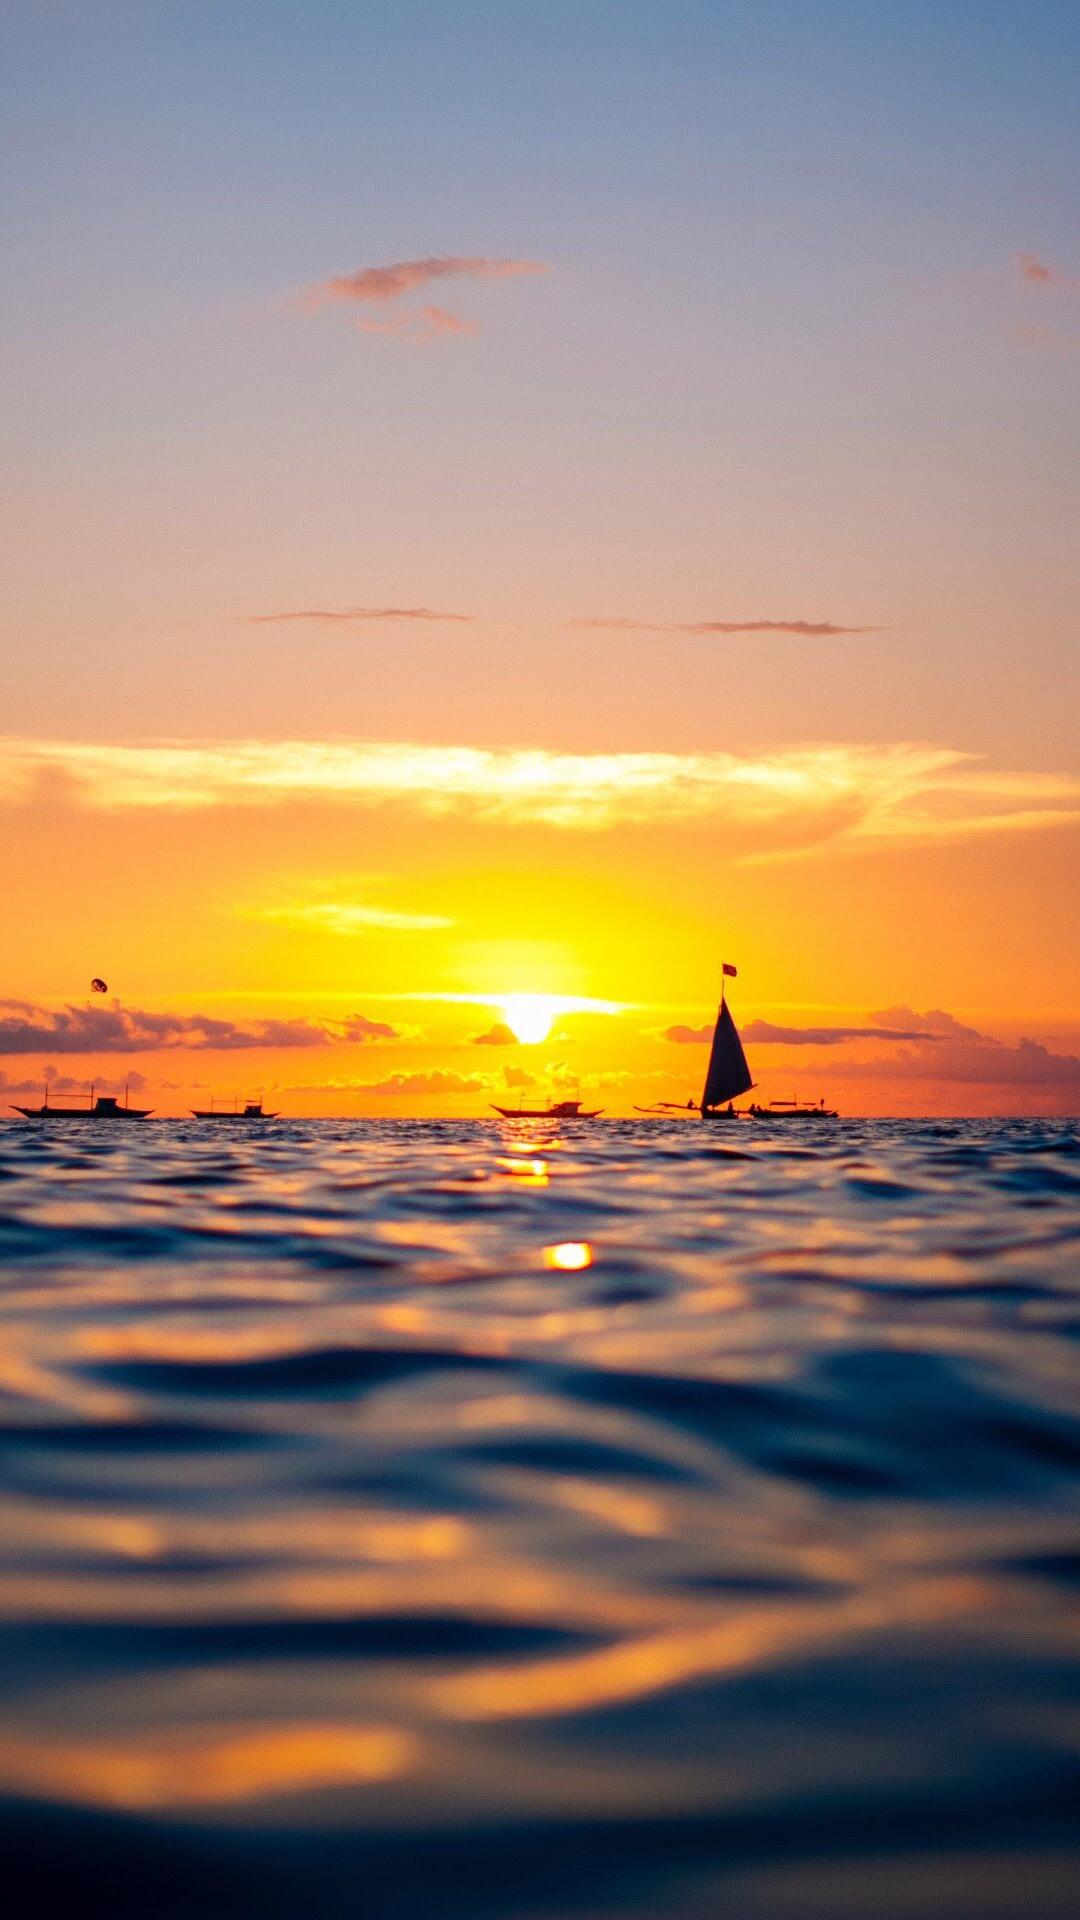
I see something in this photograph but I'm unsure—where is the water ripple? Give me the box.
[0,1116,1077,1917]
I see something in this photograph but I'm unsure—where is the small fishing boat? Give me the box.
[490,1098,603,1120]
[11,1083,152,1121]
[190,1098,279,1120]
[636,967,838,1121]
[749,1097,838,1120]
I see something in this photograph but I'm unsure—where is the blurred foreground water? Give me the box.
[0,1117,1078,1918]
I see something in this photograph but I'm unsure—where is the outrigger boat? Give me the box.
[190,1096,279,1120]
[749,1096,838,1120]
[490,1098,603,1120]
[11,1081,152,1121]
[636,969,838,1121]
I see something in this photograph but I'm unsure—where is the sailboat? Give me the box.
[636,971,838,1120]
[636,972,754,1119]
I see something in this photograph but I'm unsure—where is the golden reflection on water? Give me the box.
[431,1577,996,1723]
[0,1722,418,1810]
[497,1157,549,1186]
[543,1241,593,1271]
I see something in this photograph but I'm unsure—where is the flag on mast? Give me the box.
[722,963,737,978]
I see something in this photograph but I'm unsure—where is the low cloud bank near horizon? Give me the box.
[666,1004,1080,1090]
[3,738,1077,853]
[0,1001,401,1055]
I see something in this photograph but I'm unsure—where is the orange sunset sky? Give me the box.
[2,3,1078,1117]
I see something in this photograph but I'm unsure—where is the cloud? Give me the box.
[751,1005,1080,1092]
[304,255,548,307]
[355,304,480,343]
[667,1000,1080,1095]
[1017,252,1056,285]
[0,1069,150,1096]
[362,1070,491,1096]
[742,1020,943,1046]
[570,618,879,637]
[248,608,471,626]
[1014,251,1076,288]
[473,1022,519,1047]
[247,900,452,935]
[0,1001,400,1054]
[340,1014,401,1043]
[868,1004,984,1041]
[3,739,1077,852]
[419,305,477,338]
[502,1065,537,1089]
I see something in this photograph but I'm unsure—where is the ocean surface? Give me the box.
[0,1116,1078,1918]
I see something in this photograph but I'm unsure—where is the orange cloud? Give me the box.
[472,1022,519,1046]
[1017,251,1055,284]
[355,303,479,343]
[418,304,477,338]
[742,1020,943,1046]
[305,255,548,306]
[0,1001,399,1053]
[361,1070,491,1096]
[571,617,880,636]
[248,607,470,625]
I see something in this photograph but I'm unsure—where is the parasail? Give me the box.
[90,978,108,995]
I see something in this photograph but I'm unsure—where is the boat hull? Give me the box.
[748,1106,838,1120]
[190,1112,279,1121]
[12,1107,152,1121]
[491,1107,603,1120]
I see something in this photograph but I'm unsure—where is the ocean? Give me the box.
[0,1116,1077,1918]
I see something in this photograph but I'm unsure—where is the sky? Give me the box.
[2,0,1078,1115]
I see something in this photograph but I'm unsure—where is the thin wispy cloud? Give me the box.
[302,253,547,341]
[305,255,548,307]
[248,900,452,935]
[0,1001,399,1055]
[248,607,471,626]
[741,1021,943,1046]
[1015,252,1076,288]
[662,1020,941,1045]
[355,304,481,343]
[570,618,881,637]
[3,738,1076,853]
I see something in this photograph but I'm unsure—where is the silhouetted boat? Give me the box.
[636,969,838,1121]
[491,1099,603,1120]
[190,1098,279,1120]
[749,1097,838,1120]
[11,1084,152,1121]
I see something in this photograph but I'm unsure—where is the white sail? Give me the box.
[701,1000,753,1109]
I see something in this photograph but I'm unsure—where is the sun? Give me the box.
[494,992,624,1044]
[498,994,564,1045]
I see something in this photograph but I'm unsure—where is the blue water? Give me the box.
[0,1117,1078,1918]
